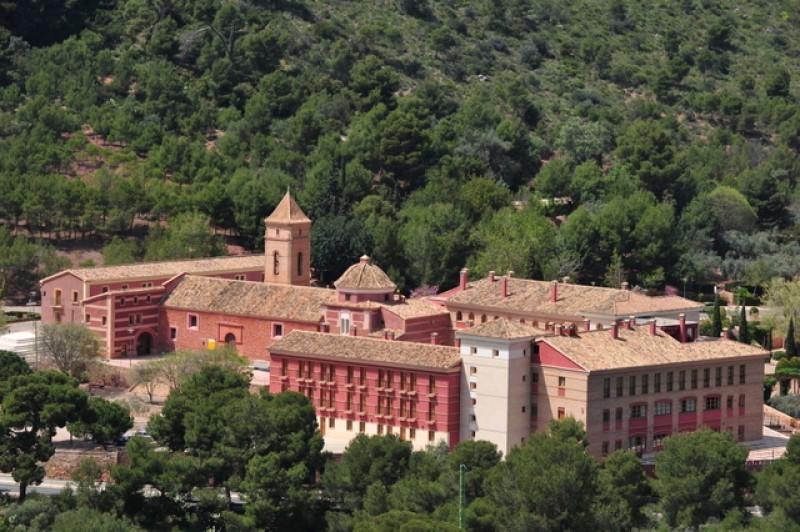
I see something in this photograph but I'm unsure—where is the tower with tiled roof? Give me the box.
[264,190,312,286]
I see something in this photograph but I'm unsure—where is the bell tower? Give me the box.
[264,190,312,286]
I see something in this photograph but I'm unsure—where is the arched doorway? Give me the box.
[136,332,153,356]
[224,332,237,347]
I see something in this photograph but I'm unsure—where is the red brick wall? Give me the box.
[270,354,462,448]
[159,308,320,362]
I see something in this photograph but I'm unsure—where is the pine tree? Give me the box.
[712,292,723,338]
[786,317,797,358]
[738,305,750,344]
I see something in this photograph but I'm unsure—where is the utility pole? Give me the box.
[459,464,467,529]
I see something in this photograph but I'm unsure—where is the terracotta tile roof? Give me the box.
[380,299,448,319]
[269,330,461,369]
[460,317,547,339]
[46,255,265,283]
[162,276,332,322]
[446,278,702,318]
[334,256,396,291]
[541,327,768,372]
[264,191,310,224]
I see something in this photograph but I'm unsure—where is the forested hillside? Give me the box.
[3,0,800,293]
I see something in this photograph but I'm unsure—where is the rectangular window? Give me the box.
[679,371,686,391]
[629,376,636,396]
[470,347,477,355]
[739,365,746,384]
[470,382,477,390]
[347,366,354,384]
[101,286,109,293]
[616,377,624,397]
[557,407,566,420]
[654,401,672,416]
[85,314,91,323]
[428,402,436,421]
[329,418,335,429]
[470,366,477,375]
[281,359,288,376]
[739,394,746,408]
[705,396,721,411]
[603,377,611,398]
[654,373,661,393]
[615,440,622,450]
[188,314,198,329]
[400,427,406,441]
[359,422,365,433]
[170,327,176,340]
[492,349,499,357]
[346,420,353,431]
[428,430,435,442]
[666,371,674,392]
[680,398,696,413]
[615,407,623,421]
[602,441,610,456]
[72,291,79,303]
[272,323,284,338]
[602,409,610,423]
[102,316,107,326]
[359,394,366,413]
[738,425,745,440]
[346,393,353,411]
[400,372,407,390]
[558,376,566,387]
[429,375,436,394]
[642,374,649,394]
[410,428,416,440]
[630,404,647,419]
[728,366,734,385]
[691,369,698,389]
[715,367,722,387]
[408,374,416,391]
[360,367,367,386]
[377,424,384,435]
[726,396,734,409]
[628,435,645,451]
[704,368,710,388]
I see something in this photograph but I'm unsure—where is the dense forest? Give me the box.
[3,0,800,294]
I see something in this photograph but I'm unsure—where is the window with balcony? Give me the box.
[705,396,721,411]
[654,401,672,416]
[630,404,647,419]
[680,398,696,413]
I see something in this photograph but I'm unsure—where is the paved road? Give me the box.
[0,474,86,497]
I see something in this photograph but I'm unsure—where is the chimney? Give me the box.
[454,338,462,348]
[500,276,508,298]
[350,325,358,337]
[459,268,469,291]
[649,319,657,336]
[583,318,591,332]
[488,271,496,282]
[550,280,558,303]
[430,332,439,345]
[678,313,687,343]
[722,328,730,340]
[621,281,629,291]
[610,322,619,340]
[627,315,635,330]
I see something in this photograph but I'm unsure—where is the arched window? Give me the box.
[468,313,475,321]
[481,314,487,323]
[273,251,280,275]
[297,252,303,276]
[225,333,237,347]
[456,311,463,321]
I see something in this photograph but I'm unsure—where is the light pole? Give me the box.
[26,293,38,370]
[127,328,134,368]
[682,277,688,300]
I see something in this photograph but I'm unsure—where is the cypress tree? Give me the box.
[738,305,750,344]
[786,317,797,358]
[712,292,722,338]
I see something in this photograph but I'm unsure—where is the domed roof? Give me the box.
[334,255,396,291]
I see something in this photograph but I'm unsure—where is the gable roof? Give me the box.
[540,327,768,372]
[162,276,332,322]
[446,278,701,318]
[270,330,461,369]
[41,255,265,283]
[334,256,396,291]
[459,317,546,339]
[264,190,311,224]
